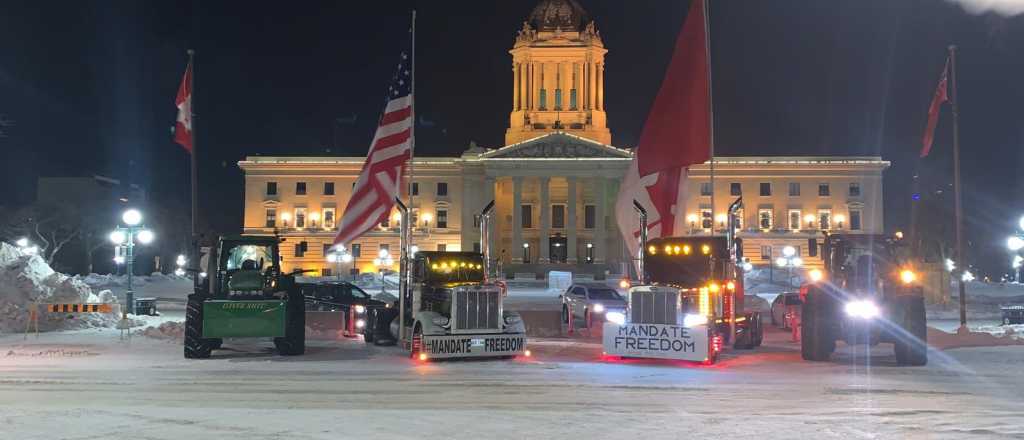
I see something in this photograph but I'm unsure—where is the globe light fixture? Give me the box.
[109,230,127,245]
[136,229,155,244]
[122,209,142,226]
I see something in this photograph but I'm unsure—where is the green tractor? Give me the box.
[184,235,305,359]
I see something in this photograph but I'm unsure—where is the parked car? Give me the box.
[770,291,802,329]
[560,282,627,328]
[304,281,386,313]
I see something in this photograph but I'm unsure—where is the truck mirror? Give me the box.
[735,238,743,259]
[808,238,818,257]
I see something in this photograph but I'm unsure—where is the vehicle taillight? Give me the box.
[711,334,723,353]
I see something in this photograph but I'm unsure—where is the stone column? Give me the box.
[512,176,524,263]
[513,63,519,111]
[597,63,604,111]
[595,177,607,264]
[485,176,497,260]
[588,60,596,111]
[567,176,578,264]
[539,177,550,263]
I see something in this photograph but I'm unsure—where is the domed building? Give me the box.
[506,0,611,145]
[238,0,889,280]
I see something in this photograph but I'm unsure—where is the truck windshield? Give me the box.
[224,244,273,272]
[423,255,485,284]
[644,238,729,287]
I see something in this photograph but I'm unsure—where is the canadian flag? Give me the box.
[174,62,193,153]
[615,0,711,269]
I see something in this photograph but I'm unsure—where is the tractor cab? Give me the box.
[184,235,305,359]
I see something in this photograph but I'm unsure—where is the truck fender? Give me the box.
[502,311,526,334]
[414,310,448,336]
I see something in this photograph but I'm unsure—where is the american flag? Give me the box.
[334,48,413,246]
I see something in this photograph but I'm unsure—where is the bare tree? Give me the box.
[1,204,80,265]
[0,114,13,138]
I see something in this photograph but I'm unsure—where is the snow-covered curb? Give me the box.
[928,325,1024,350]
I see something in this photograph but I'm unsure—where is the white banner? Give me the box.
[602,322,709,362]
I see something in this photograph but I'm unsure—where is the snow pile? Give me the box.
[927,325,1024,350]
[0,242,119,333]
[137,321,185,341]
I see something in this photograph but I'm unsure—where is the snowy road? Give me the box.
[2,327,1023,439]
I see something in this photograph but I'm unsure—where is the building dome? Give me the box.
[528,0,590,32]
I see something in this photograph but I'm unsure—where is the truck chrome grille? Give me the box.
[454,289,500,330]
[630,290,677,325]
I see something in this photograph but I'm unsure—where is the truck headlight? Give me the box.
[899,269,917,285]
[605,311,626,325]
[844,300,879,319]
[504,314,522,325]
[354,305,366,314]
[355,319,366,328]
[683,314,708,328]
[592,303,605,313]
[808,269,824,283]
[431,316,449,326]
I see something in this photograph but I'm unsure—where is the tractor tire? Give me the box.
[801,290,835,361]
[894,296,928,366]
[274,290,306,356]
[209,338,223,350]
[184,295,211,359]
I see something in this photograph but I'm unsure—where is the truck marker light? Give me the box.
[673,245,681,254]
[682,245,691,255]
[648,245,657,255]
[701,244,711,255]
[665,245,673,254]
[708,283,720,293]
[618,279,630,289]
[524,349,532,358]
[726,281,736,291]
[418,353,428,361]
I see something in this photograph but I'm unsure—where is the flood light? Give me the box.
[136,229,154,244]
[122,209,142,226]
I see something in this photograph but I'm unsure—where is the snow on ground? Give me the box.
[3,324,1024,439]
[0,243,119,334]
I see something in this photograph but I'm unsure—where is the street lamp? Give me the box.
[373,249,394,294]
[175,254,187,276]
[804,214,816,230]
[326,244,353,280]
[776,245,802,287]
[280,212,291,228]
[687,214,699,232]
[110,208,154,316]
[715,213,728,230]
[522,242,530,264]
[15,237,29,248]
[834,214,846,230]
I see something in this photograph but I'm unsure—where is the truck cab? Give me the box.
[800,233,927,365]
[367,251,526,360]
[602,236,761,364]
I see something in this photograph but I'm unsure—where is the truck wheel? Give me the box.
[184,295,211,359]
[801,290,835,361]
[894,296,927,366]
[274,289,306,356]
[752,314,764,347]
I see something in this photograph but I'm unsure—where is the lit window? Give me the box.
[701,209,713,230]
[265,209,276,228]
[758,208,773,230]
[788,209,801,230]
[294,207,307,228]
[323,208,336,229]
[818,209,832,230]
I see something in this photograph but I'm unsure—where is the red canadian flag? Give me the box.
[174,62,193,153]
[920,58,949,158]
[615,0,711,264]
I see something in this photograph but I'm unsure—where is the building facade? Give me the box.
[237,0,890,277]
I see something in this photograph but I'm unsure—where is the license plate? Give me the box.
[470,338,485,347]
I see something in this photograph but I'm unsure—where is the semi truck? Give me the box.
[800,233,928,365]
[365,201,527,360]
[602,200,762,364]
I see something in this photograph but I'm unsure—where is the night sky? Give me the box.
[2,1,1022,275]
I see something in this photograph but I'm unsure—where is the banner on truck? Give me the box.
[602,322,709,361]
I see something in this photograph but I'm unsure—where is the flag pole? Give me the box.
[703,0,715,232]
[949,45,966,329]
[399,10,416,346]
[187,49,199,279]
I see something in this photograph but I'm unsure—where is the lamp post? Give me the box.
[522,242,530,264]
[326,244,353,281]
[804,214,816,231]
[687,214,699,233]
[715,213,728,232]
[373,249,394,294]
[775,245,803,287]
[175,254,187,277]
[1006,215,1024,282]
[109,209,154,316]
[834,214,846,231]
